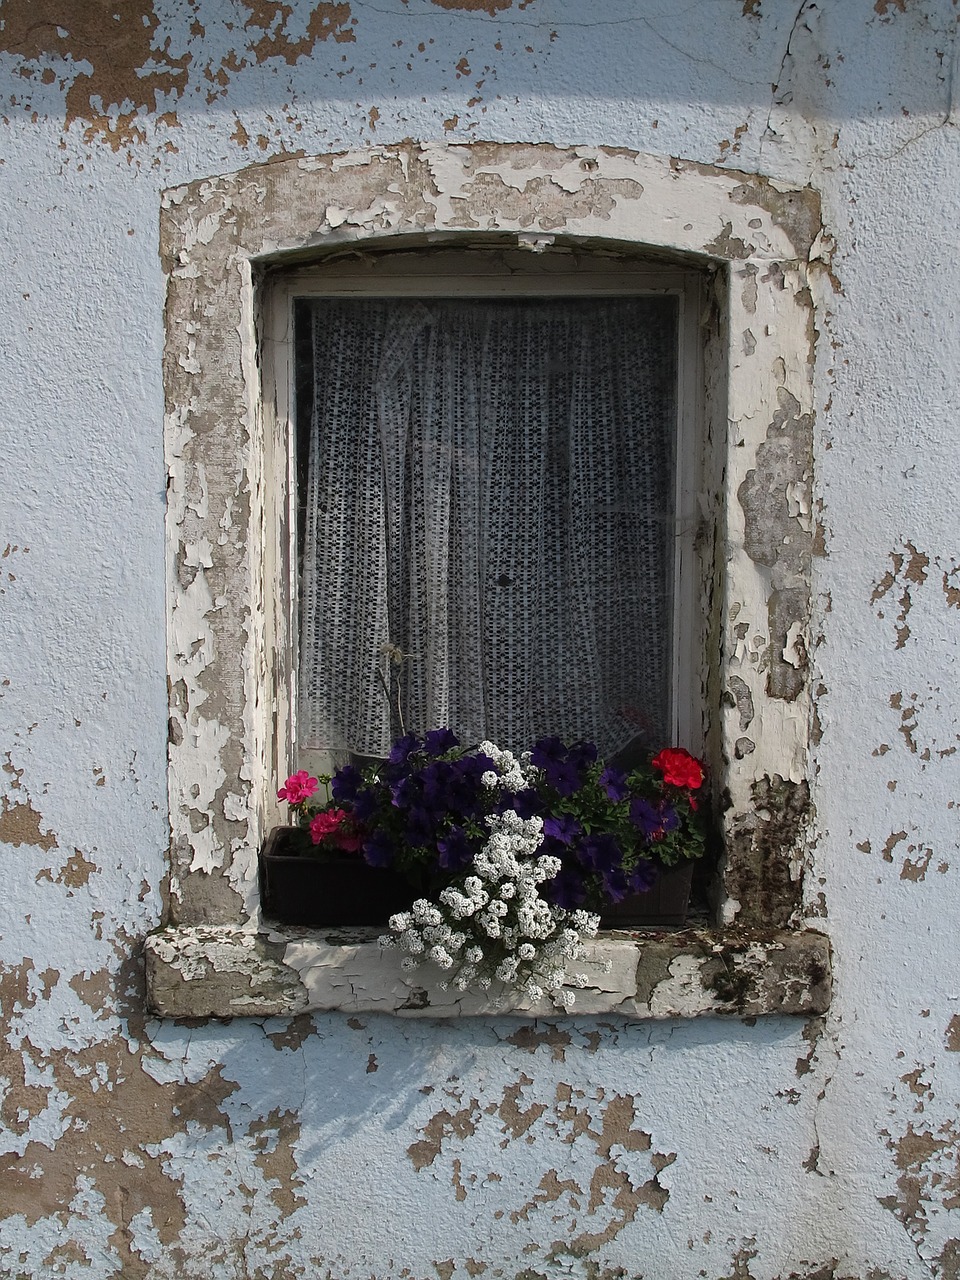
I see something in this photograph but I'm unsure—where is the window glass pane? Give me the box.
[295,294,678,760]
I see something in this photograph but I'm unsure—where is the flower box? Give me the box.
[271,733,707,1002]
[259,827,416,927]
[598,860,694,928]
[260,826,694,930]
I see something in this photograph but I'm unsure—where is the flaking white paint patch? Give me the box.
[721,897,743,927]
[648,955,723,1019]
[784,621,806,669]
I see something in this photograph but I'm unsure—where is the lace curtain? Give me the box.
[297,294,678,759]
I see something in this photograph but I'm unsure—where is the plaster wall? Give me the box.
[1,2,959,1278]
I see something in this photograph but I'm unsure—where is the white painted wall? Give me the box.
[1,2,959,1277]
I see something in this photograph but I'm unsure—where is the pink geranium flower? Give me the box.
[309,807,362,852]
[333,826,363,853]
[277,771,319,805]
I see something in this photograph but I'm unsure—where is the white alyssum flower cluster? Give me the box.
[477,740,534,794]
[382,807,599,1008]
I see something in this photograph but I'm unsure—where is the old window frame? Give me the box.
[149,143,829,1019]
[262,250,705,793]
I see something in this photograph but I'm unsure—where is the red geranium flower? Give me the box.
[651,747,705,790]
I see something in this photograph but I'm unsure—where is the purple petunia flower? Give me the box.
[530,738,594,796]
[362,829,395,868]
[388,733,422,764]
[404,806,435,845]
[531,736,567,768]
[544,866,587,910]
[424,728,460,756]
[599,766,629,802]
[391,774,422,810]
[601,866,630,903]
[502,788,541,820]
[420,760,455,814]
[542,814,582,845]
[567,740,599,771]
[352,787,379,822]
[628,859,659,893]
[441,755,492,816]
[331,764,363,804]
[576,832,622,874]
[545,760,583,797]
[437,825,475,871]
[630,796,663,839]
[539,834,570,860]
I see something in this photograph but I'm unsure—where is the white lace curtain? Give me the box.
[297,295,677,759]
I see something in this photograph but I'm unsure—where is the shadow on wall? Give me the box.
[0,0,950,156]
[130,1009,824,1270]
[144,1006,816,1156]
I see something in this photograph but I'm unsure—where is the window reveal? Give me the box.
[294,294,680,762]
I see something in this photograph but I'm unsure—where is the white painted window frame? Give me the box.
[261,251,705,793]
[157,144,820,954]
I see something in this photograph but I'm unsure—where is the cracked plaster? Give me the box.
[2,3,960,1278]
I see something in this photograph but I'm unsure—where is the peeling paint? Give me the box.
[0,1009,236,1273]
[34,847,97,888]
[0,795,58,851]
[2,5,958,1278]
[430,0,517,12]
[157,139,821,974]
[871,541,930,649]
[0,0,355,149]
[145,923,831,1020]
[738,388,814,703]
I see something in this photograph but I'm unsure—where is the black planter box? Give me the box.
[259,827,416,927]
[261,827,694,930]
[598,860,694,927]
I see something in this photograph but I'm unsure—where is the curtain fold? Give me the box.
[297,295,677,759]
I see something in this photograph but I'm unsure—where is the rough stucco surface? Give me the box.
[2,3,960,1278]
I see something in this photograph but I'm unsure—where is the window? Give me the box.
[264,250,704,782]
[149,144,830,1020]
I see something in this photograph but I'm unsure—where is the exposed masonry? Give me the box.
[0,750,58,851]
[723,777,811,930]
[877,1062,960,1280]
[156,140,825,1012]
[145,924,831,1020]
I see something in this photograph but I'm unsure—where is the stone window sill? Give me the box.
[144,924,831,1021]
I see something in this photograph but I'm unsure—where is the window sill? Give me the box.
[144,924,831,1021]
